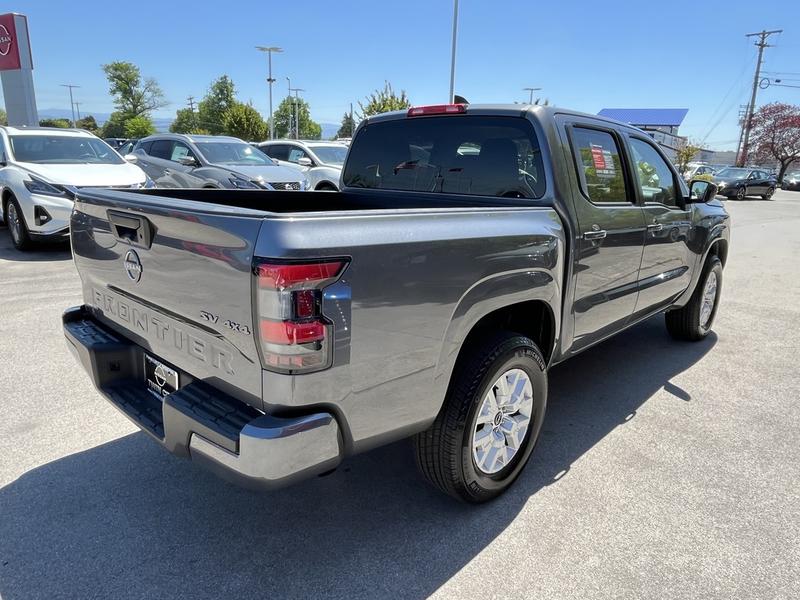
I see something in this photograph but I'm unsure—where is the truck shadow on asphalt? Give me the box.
[0,316,716,600]
[0,225,72,261]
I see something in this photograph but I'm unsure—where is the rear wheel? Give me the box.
[762,187,774,200]
[5,197,32,251]
[414,331,547,503]
[665,256,722,341]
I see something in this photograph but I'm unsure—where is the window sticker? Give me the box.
[590,144,616,178]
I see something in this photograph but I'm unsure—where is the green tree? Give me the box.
[272,96,321,139]
[123,115,156,138]
[101,111,127,137]
[222,102,267,141]
[0,107,6,126]
[76,115,99,134]
[358,82,410,118]
[197,75,236,135]
[39,118,71,128]
[102,61,167,118]
[170,107,202,134]
[675,139,701,176]
[336,111,355,139]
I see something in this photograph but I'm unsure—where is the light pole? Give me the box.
[60,84,80,126]
[286,77,292,138]
[256,46,283,140]
[523,87,542,104]
[289,86,305,140]
[74,102,81,122]
[448,0,459,102]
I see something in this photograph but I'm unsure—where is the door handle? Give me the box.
[647,223,663,232]
[583,229,607,240]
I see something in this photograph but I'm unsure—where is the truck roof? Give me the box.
[362,103,642,133]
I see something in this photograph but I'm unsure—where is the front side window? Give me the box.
[287,147,310,164]
[628,137,678,207]
[343,115,545,198]
[9,135,124,165]
[308,144,347,166]
[170,142,196,162]
[570,127,628,203]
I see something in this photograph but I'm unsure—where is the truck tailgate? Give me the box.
[71,190,265,409]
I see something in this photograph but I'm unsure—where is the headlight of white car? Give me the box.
[23,176,67,197]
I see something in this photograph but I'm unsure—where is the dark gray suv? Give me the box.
[129,134,309,190]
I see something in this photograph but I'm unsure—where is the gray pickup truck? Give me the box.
[64,104,730,503]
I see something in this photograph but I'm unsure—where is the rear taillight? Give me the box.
[254,259,347,373]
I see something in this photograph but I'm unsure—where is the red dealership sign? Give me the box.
[0,14,22,71]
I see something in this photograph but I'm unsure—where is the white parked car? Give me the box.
[0,126,151,250]
[257,140,348,190]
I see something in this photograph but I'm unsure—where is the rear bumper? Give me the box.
[62,305,342,490]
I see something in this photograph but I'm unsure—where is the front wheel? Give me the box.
[736,186,746,200]
[5,197,33,251]
[414,331,547,503]
[665,256,723,341]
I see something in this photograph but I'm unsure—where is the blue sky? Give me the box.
[2,0,799,149]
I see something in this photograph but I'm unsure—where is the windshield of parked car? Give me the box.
[194,142,275,166]
[342,115,546,198]
[715,167,749,180]
[9,135,125,164]
[309,144,348,166]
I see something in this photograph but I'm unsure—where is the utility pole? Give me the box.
[60,84,80,127]
[73,102,82,122]
[738,29,782,166]
[734,104,749,165]
[289,87,305,140]
[350,102,354,137]
[286,77,292,138]
[449,0,459,102]
[187,95,197,130]
[523,87,542,104]
[256,46,283,139]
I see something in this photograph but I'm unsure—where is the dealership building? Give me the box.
[597,108,714,163]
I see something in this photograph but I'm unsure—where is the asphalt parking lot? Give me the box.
[1,190,799,600]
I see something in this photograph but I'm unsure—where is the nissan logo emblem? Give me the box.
[124,249,142,282]
[0,25,11,57]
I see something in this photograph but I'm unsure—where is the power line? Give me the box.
[738,29,782,166]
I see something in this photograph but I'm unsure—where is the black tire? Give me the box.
[665,256,723,341]
[762,187,774,200]
[315,182,338,191]
[4,196,33,251]
[736,186,746,200]
[414,331,547,503]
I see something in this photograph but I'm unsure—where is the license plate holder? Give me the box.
[144,354,179,400]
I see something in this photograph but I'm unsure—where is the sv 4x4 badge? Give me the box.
[200,310,252,335]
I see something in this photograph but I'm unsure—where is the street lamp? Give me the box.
[256,46,283,140]
[449,0,459,102]
[523,87,542,104]
[288,85,305,140]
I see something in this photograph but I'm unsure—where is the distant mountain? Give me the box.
[320,122,339,140]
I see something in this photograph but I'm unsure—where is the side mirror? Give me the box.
[689,179,718,203]
[178,156,197,167]
[123,153,138,163]
[296,156,313,167]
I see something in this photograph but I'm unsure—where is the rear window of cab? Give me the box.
[342,115,545,199]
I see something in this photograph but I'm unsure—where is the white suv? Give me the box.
[258,140,348,190]
[0,126,151,250]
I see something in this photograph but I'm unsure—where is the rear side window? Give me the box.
[570,127,628,203]
[149,140,173,160]
[342,116,545,198]
[263,144,290,161]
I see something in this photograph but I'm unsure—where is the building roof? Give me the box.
[597,108,689,127]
